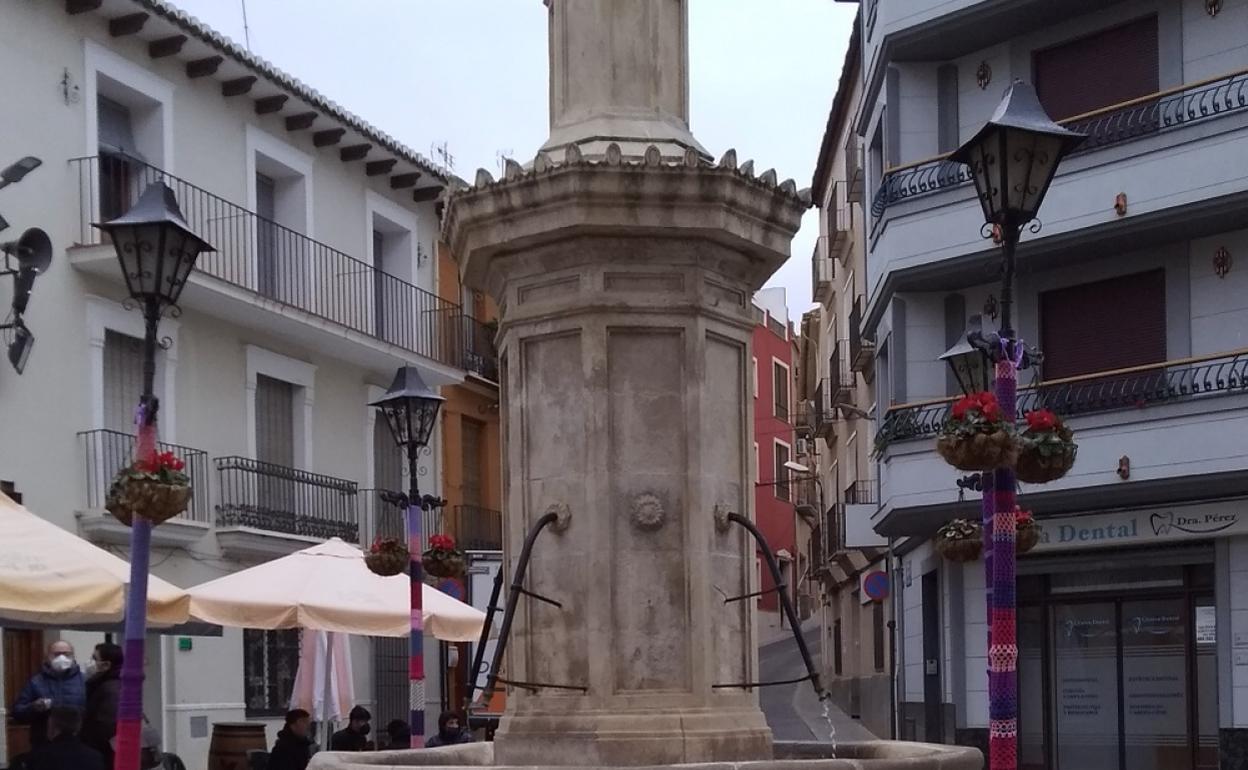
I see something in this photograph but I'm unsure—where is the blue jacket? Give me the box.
[12,664,87,743]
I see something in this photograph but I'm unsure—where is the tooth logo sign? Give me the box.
[1150,510,1239,536]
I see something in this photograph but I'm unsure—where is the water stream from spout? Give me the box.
[820,697,838,758]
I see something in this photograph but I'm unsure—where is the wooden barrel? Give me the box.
[208,722,267,770]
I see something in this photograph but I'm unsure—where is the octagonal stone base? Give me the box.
[308,740,984,770]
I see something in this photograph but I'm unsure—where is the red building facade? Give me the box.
[751,290,797,614]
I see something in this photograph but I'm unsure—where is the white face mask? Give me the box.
[49,655,74,673]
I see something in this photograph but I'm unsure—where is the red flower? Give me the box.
[429,534,457,551]
[1016,508,1034,525]
[1024,410,1060,432]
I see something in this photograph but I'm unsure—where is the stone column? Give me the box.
[442,1,809,764]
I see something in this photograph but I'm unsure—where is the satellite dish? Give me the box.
[3,228,52,274]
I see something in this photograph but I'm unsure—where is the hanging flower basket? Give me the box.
[366,537,410,577]
[422,534,466,578]
[1016,510,1041,554]
[1015,409,1077,484]
[936,392,1017,471]
[105,451,191,526]
[935,519,983,563]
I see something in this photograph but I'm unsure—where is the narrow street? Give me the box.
[758,624,879,744]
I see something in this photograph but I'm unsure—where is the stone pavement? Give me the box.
[758,623,880,744]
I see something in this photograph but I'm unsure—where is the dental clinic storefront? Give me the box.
[1012,499,1248,770]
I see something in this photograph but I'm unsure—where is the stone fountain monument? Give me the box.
[314,2,980,768]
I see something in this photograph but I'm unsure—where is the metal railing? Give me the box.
[812,237,835,304]
[875,349,1248,451]
[359,488,438,553]
[214,456,359,542]
[843,480,878,507]
[78,429,211,523]
[445,504,504,551]
[813,378,836,438]
[870,68,1248,218]
[793,476,819,515]
[455,315,499,381]
[72,156,498,380]
[849,298,873,371]
[832,343,855,405]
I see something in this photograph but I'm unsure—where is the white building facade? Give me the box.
[0,1,486,767]
[859,0,1248,768]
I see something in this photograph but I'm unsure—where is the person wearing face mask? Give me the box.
[11,641,86,746]
[79,642,123,767]
[424,711,473,748]
[330,705,372,751]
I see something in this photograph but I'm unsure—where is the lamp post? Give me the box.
[946,80,1084,770]
[94,181,213,770]
[371,366,445,747]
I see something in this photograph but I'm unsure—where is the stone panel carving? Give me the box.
[603,272,685,293]
[705,333,748,686]
[521,332,589,691]
[518,275,581,305]
[608,330,690,692]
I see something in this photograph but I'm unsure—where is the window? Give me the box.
[833,618,844,675]
[873,601,886,672]
[366,192,419,347]
[244,628,301,717]
[773,361,790,419]
[1034,16,1159,121]
[97,97,140,222]
[753,442,759,484]
[245,346,316,470]
[1040,269,1165,380]
[102,330,145,433]
[752,357,758,398]
[247,127,313,302]
[462,418,485,508]
[774,441,791,502]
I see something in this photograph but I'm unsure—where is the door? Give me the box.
[102,330,146,434]
[921,571,943,743]
[373,229,388,343]
[255,374,296,532]
[256,173,278,299]
[4,630,43,759]
[1052,602,1121,770]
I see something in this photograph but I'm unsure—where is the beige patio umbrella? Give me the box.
[185,538,485,641]
[0,492,190,627]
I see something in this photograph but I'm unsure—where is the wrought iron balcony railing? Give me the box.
[444,504,504,551]
[793,476,820,517]
[875,349,1248,452]
[215,456,359,542]
[78,429,211,523]
[843,480,878,507]
[72,156,497,380]
[359,488,439,553]
[812,236,835,304]
[871,68,1248,219]
[832,343,856,406]
[849,298,874,373]
[812,378,836,440]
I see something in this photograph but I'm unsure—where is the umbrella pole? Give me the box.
[323,631,335,752]
[407,448,425,748]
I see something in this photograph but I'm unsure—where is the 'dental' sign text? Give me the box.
[1032,501,1248,552]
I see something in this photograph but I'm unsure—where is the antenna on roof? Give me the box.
[240,0,252,50]
[431,142,456,176]
[495,149,514,176]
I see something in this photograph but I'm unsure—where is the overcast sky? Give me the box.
[168,0,857,319]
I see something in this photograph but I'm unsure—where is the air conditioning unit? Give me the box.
[796,437,809,456]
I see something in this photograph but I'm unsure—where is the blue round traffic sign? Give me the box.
[863,571,889,602]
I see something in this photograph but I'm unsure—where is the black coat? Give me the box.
[268,727,315,770]
[330,725,369,752]
[21,734,105,770]
[80,671,122,763]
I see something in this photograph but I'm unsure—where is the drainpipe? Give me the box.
[887,535,898,740]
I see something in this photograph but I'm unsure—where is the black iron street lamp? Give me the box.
[371,366,444,747]
[947,80,1084,770]
[939,315,993,396]
[93,180,213,770]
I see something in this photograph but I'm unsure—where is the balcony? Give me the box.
[70,156,497,382]
[873,350,1248,536]
[793,476,820,519]
[812,379,836,441]
[849,298,874,376]
[867,68,1248,296]
[214,456,359,559]
[444,504,503,551]
[812,237,835,304]
[831,343,856,408]
[845,134,864,204]
[834,480,886,558]
[75,429,211,548]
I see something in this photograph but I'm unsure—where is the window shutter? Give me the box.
[1034,16,1159,121]
[1040,269,1166,381]
[103,330,146,433]
[97,96,140,157]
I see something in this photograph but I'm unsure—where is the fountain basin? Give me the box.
[309,741,983,770]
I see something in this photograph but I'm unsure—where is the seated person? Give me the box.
[425,711,473,748]
[23,706,105,770]
[330,706,371,751]
[384,719,411,750]
[268,709,314,770]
